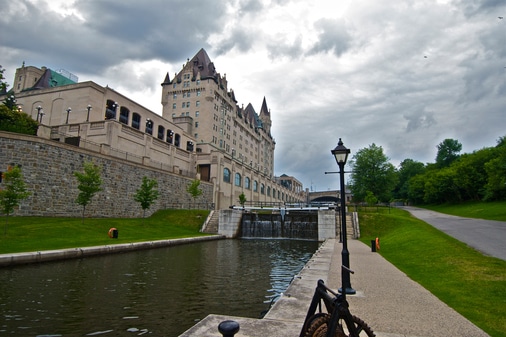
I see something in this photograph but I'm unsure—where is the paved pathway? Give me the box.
[400,206,506,260]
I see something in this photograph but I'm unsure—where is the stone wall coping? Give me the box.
[0,235,225,267]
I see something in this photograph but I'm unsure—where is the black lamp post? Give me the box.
[331,138,355,295]
[86,105,92,122]
[65,107,72,124]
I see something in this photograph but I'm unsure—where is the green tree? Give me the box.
[349,143,398,202]
[1,66,38,135]
[423,168,460,203]
[394,158,426,201]
[0,103,39,135]
[134,176,159,219]
[484,138,506,200]
[187,179,203,208]
[0,166,31,234]
[74,161,102,223]
[364,191,378,206]
[407,174,426,204]
[238,192,247,207]
[435,138,462,168]
[453,148,495,201]
[0,65,7,94]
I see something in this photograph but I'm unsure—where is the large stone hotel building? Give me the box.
[2,48,305,211]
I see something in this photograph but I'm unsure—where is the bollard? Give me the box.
[218,320,240,337]
[371,240,376,252]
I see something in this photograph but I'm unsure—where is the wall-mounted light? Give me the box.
[65,107,72,124]
[36,106,43,123]
[86,105,92,122]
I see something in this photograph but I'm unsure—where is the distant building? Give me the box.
[3,49,306,209]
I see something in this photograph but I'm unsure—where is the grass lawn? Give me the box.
[0,209,211,254]
[358,206,506,337]
[420,200,506,221]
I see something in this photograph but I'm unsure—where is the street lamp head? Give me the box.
[66,107,72,113]
[331,138,350,166]
[87,104,92,110]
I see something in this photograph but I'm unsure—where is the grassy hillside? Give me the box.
[358,205,506,337]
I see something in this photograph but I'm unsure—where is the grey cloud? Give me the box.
[266,35,304,59]
[458,0,506,17]
[238,0,264,13]
[75,0,227,60]
[1,0,228,75]
[307,18,352,57]
[404,111,437,132]
[214,27,257,56]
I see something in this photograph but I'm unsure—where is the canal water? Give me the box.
[0,239,319,336]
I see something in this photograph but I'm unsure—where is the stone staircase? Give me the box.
[201,210,220,234]
[336,212,357,239]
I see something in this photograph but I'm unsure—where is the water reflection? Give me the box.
[0,239,319,336]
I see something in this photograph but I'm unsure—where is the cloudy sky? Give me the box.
[1,0,505,191]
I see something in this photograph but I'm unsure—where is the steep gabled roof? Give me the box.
[260,96,270,117]
[243,103,265,129]
[181,48,218,83]
[161,72,171,85]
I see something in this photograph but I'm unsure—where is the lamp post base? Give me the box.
[338,287,356,295]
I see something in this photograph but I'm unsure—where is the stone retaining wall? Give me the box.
[0,131,213,218]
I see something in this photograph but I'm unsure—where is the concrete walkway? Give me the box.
[180,238,490,337]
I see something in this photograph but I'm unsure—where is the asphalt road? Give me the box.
[400,206,506,261]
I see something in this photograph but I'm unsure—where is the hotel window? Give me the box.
[173,93,177,99]
[245,177,250,190]
[197,90,201,96]
[223,168,231,183]
[195,111,199,117]
[119,107,129,124]
[172,103,176,109]
[196,101,200,107]
[235,173,242,187]
[157,125,165,140]
[132,113,141,130]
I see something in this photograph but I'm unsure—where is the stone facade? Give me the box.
[0,132,213,217]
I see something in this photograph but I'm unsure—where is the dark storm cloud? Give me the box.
[75,0,227,59]
[0,0,228,74]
